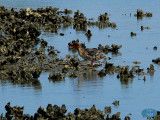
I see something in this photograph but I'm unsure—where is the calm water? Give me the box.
[1,0,160,119]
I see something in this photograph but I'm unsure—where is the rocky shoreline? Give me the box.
[0,102,127,120]
[0,5,158,120]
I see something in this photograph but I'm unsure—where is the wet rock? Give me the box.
[65,112,76,119]
[105,62,115,74]
[69,58,79,70]
[153,46,157,50]
[5,102,24,120]
[135,67,146,76]
[109,112,121,120]
[40,39,48,48]
[85,28,92,39]
[105,106,111,114]
[99,13,109,22]
[98,62,115,77]
[130,32,136,36]
[87,12,116,29]
[133,61,141,64]
[48,72,64,81]
[145,12,152,17]
[60,33,64,36]
[47,46,57,57]
[147,64,155,76]
[98,69,107,77]
[112,100,120,106]
[98,13,116,28]
[35,104,67,119]
[125,116,131,120]
[134,9,152,19]
[74,105,105,120]
[153,112,160,120]
[73,10,87,30]
[152,57,160,64]
[117,66,134,81]
[62,67,69,73]
[141,26,144,30]
[98,44,122,54]
[63,9,73,14]
[136,9,143,17]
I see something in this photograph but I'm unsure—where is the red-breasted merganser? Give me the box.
[69,43,104,66]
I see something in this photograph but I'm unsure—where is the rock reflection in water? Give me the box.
[0,79,42,90]
[120,77,133,89]
[77,68,100,88]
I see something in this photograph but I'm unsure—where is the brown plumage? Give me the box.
[69,43,104,66]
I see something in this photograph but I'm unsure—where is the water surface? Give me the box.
[1,0,160,119]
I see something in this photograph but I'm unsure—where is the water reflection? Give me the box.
[32,80,42,90]
[0,79,42,90]
[120,78,133,85]
[76,68,101,88]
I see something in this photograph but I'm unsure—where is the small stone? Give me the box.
[125,116,131,120]
[130,32,136,36]
[112,100,119,106]
[60,33,64,36]
[153,46,157,50]
[141,26,144,30]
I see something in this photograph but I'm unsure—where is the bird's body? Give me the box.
[69,43,104,66]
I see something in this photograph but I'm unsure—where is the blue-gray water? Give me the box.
[1,0,160,119]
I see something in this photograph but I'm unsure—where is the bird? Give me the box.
[69,43,104,66]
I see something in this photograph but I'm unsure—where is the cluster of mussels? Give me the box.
[0,6,156,87]
[87,12,116,29]
[134,9,152,19]
[0,102,133,120]
[0,5,118,85]
[98,62,155,83]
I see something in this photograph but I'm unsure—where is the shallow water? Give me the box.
[1,0,160,119]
